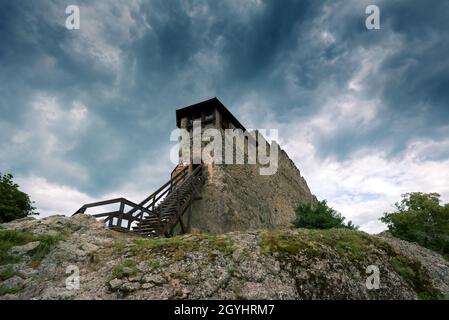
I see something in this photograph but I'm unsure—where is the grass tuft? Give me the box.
[0,266,19,281]
[0,229,66,267]
[0,286,23,296]
[110,259,137,280]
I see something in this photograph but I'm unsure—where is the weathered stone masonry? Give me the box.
[174,98,317,234]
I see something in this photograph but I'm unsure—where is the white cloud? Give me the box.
[283,123,449,234]
[229,13,449,234]
[15,146,176,219]
[15,175,94,217]
[234,47,449,234]
[308,94,381,136]
[100,148,175,205]
[347,35,404,92]
[54,1,151,81]
[235,94,449,235]
[1,93,91,185]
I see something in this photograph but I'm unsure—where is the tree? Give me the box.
[292,200,358,230]
[0,173,38,223]
[380,192,449,256]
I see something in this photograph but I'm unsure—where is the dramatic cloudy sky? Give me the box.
[1,0,448,233]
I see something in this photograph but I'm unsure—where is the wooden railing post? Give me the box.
[108,214,114,228]
[156,210,160,236]
[117,201,125,229]
[177,188,180,212]
[139,211,144,225]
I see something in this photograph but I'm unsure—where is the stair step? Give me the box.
[138,221,171,227]
[134,226,158,230]
[135,227,157,231]
[138,219,172,225]
[129,170,204,237]
[134,227,158,232]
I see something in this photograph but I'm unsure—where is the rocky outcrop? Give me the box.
[1,215,448,300]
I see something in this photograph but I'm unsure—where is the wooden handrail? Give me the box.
[156,165,204,236]
[72,164,202,233]
[138,166,189,206]
[126,166,189,216]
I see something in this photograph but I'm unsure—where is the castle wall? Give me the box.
[185,129,317,234]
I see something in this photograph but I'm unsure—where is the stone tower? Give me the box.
[173,98,317,234]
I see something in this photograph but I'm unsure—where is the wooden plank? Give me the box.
[93,211,121,218]
[179,217,186,234]
[117,201,125,228]
[81,198,124,208]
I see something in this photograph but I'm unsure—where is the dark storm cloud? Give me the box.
[380,1,449,120]
[0,0,448,205]
[277,0,449,160]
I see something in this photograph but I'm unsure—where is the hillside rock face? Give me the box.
[1,215,449,300]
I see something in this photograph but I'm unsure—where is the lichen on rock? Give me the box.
[1,215,448,300]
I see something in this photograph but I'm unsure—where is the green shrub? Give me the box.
[292,200,357,230]
[380,192,449,258]
[0,173,38,223]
